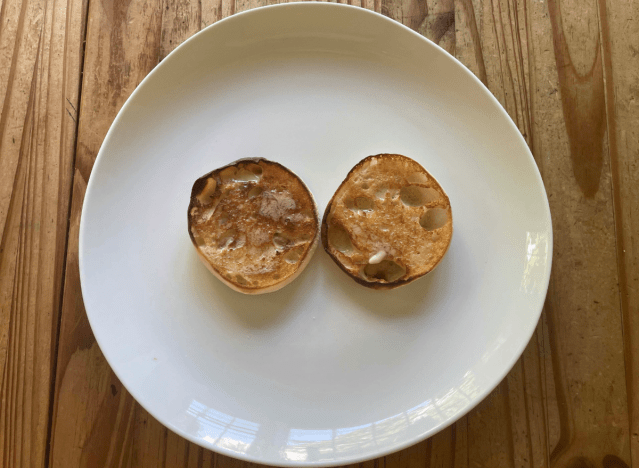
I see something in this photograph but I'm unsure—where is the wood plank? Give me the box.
[0,0,88,462]
[0,0,42,239]
[600,0,639,464]
[454,0,487,84]
[47,0,164,461]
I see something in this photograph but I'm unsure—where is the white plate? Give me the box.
[80,4,552,466]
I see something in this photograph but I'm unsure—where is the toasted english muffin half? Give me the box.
[188,158,319,294]
[321,154,452,290]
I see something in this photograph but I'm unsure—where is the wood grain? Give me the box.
[0,0,87,463]
[601,0,639,465]
[0,0,627,465]
[48,0,164,461]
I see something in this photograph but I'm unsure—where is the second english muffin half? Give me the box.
[322,154,453,290]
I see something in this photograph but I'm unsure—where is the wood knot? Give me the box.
[565,457,595,468]
[602,455,630,468]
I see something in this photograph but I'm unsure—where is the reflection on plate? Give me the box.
[80,3,552,466]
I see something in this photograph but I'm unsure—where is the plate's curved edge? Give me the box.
[78,3,554,466]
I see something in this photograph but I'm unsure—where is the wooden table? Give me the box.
[1,0,637,465]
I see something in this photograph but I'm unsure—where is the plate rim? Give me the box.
[79,3,553,466]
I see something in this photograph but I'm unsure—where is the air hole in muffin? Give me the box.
[374,185,389,200]
[420,207,449,231]
[407,172,429,185]
[400,185,440,206]
[362,260,406,282]
[355,196,374,212]
[248,186,263,198]
[284,247,303,264]
[219,166,237,183]
[196,177,217,205]
[273,232,289,249]
[328,223,354,254]
[217,229,237,249]
[234,168,260,182]
[247,163,263,176]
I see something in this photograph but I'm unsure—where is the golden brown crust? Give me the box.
[321,154,453,290]
[188,158,319,294]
